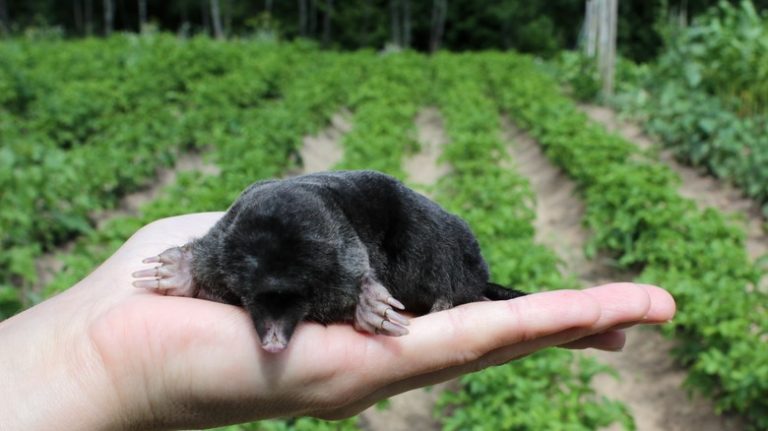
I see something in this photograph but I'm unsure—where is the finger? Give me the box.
[637,284,676,323]
[453,283,674,370]
[581,282,651,330]
[560,330,626,351]
[336,284,671,404]
[362,289,603,382]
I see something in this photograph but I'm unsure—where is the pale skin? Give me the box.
[0,212,676,430]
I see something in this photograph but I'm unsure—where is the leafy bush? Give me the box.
[656,0,768,116]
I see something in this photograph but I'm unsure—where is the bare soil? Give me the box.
[359,108,452,431]
[298,110,352,174]
[501,115,744,431]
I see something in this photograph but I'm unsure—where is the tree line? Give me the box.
[1,0,767,60]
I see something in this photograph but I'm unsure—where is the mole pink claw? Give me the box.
[131,245,196,297]
[353,274,410,337]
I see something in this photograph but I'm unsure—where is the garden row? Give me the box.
[489,52,768,429]
[0,36,295,315]
[337,52,428,176]
[431,54,632,430]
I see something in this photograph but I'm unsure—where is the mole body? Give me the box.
[132,170,524,352]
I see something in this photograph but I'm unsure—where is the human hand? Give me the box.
[0,213,675,430]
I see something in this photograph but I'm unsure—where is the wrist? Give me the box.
[0,288,130,431]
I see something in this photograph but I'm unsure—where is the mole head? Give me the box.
[223,214,334,353]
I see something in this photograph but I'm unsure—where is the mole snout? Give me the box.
[259,320,291,353]
[131,170,525,352]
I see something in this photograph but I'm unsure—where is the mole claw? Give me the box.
[381,321,409,336]
[132,268,157,278]
[386,296,405,310]
[142,256,160,264]
[133,279,159,289]
[386,309,410,326]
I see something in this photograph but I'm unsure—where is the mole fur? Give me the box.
[133,170,525,352]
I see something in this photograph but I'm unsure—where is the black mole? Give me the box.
[132,170,525,352]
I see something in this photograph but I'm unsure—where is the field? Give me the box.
[2,34,767,430]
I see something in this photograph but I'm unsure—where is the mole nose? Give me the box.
[260,321,289,353]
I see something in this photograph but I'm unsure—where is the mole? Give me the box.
[132,170,525,353]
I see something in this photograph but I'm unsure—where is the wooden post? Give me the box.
[584,0,597,57]
[584,0,617,97]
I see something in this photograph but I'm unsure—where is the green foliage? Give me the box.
[657,0,768,115]
[550,52,601,101]
[492,53,768,429]
[438,353,633,431]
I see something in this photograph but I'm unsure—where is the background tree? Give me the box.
[210,0,223,39]
[389,0,400,46]
[103,0,113,35]
[138,0,146,32]
[3,0,768,61]
[322,0,333,45]
[403,0,411,47]
[0,0,8,35]
[298,0,307,37]
[429,0,446,52]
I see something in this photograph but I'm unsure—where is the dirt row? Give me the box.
[503,114,744,431]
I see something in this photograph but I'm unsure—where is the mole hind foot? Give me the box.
[354,274,410,337]
[132,245,196,297]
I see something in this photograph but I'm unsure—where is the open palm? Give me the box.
[7,213,674,430]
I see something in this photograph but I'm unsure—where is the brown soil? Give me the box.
[403,107,451,189]
[298,110,352,174]
[359,107,452,431]
[501,116,744,431]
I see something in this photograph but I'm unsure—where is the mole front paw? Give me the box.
[132,245,196,297]
[354,275,410,337]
